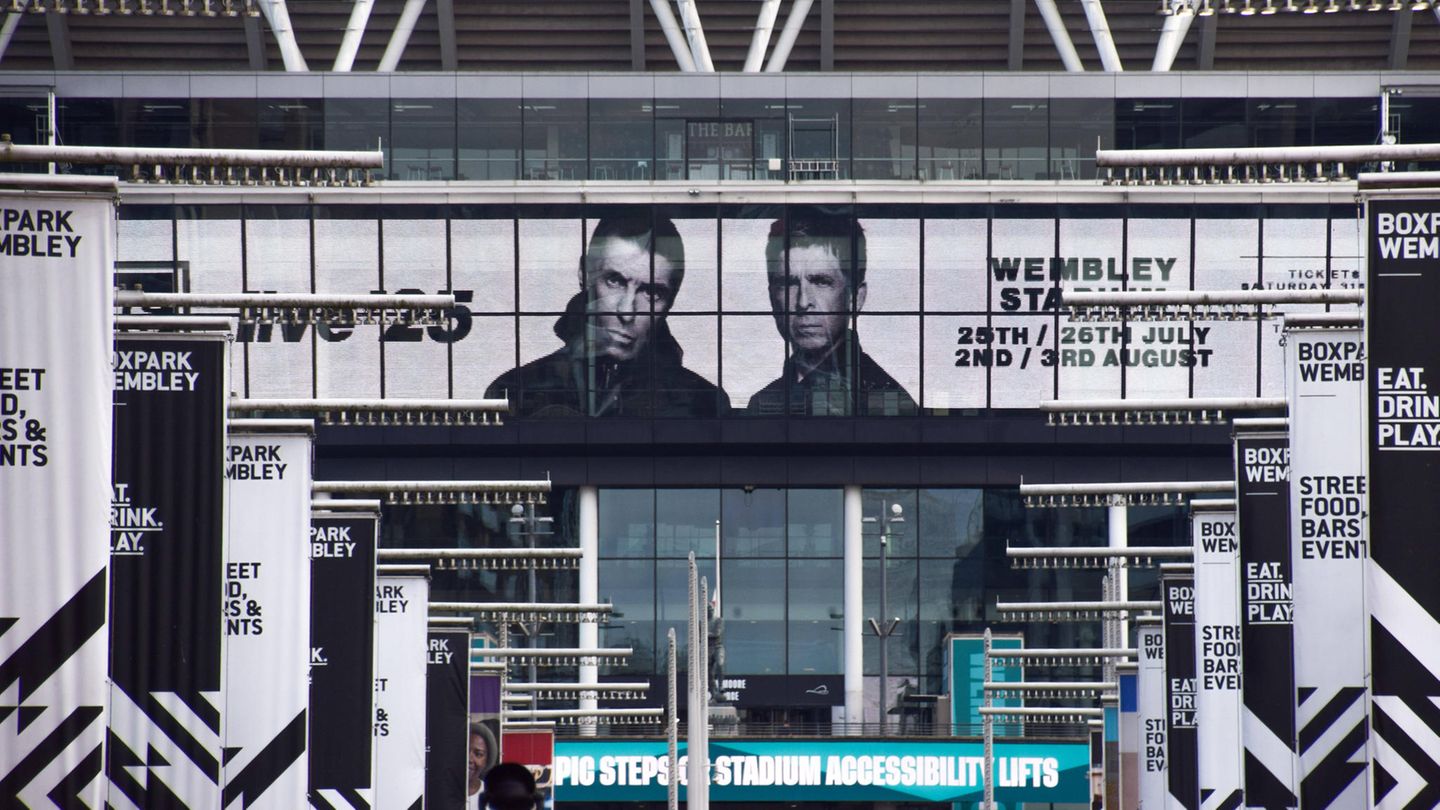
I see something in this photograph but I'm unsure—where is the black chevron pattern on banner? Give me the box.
[1243,750,1297,810]
[105,728,190,810]
[309,791,338,810]
[0,618,15,639]
[1300,716,1367,809]
[340,787,371,809]
[1373,759,1397,804]
[141,690,221,780]
[0,570,106,703]
[1373,700,1440,809]
[46,742,101,810]
[1216,788,1244,810]
[405,796,422,810]
[1299,687,1366,752]
[221,709,307,808]
[0,705,102,807]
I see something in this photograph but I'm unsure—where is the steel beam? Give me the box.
[1080,0,1123,71]
[333,0,375,71]
[377,0,427,72]
[258,0,307,71]
[743,0,781,72]
[1034,0,1084,71]
[1152,6,1195,71]
[765,0,814,72]
[648,0,696,71]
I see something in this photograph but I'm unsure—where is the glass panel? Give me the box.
[0,96,46,148]
[787,98,850,180]
[654,98,719,181]
[918,488,984,558]
[917,98,982,181]
[599,559,656,674]
[722,488,786,557]
[523,98,587,180]
[258,98,323,151]
[1182,98,1246,149]
[659,557,717,652]
[984,99,1048,180]
[590,98,654,181]
[852,99,917,180]
[787,489,844,557]
[863,558,919,676]
[390,98,455,180]
[1312,98,1379,148]
[121,99,193,148]
[656,489,719,557]
[1249,99,1311,148]
[720,97,786,181]
[788,559,843,674]
[191,99,257,150]
[324,98,388,154]
[1049,98,1113,180]
[458,99,521,180]
[721,559,786,674]
[1115,99,1181,151]
[598,489,654,558]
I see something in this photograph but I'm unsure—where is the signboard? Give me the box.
[1136,621,1167,810]
[108,334,227,807]
[554,738,1087,804]
[504,728,556,807]
[1235,431,1299,808]
[1162,571,1199,810]
[1365,196,1440,809]
[0,186,114,807]
[308,511,378,809]
[1192,509,1243,810]
[947,634,1021,733]
[424,629,470,809]
[222,429,313,807]
[1118,668,1139,810]
[373,574,429,810]
[114,203,1360,414]
[1286,326,1369,808]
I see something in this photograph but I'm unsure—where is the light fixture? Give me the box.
[1198,0,1216,12]
[1303,0,1319,10]
[1260,0,1279,13]
[1240,0,1257,14]
[1324,0,1341,10]
[1410,0,1429,9]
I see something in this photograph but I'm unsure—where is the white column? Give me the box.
[843,485,864,729]
[578,486,600,736]
[1108,499,1129,645]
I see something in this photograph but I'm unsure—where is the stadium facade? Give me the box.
[2,2,1433,808]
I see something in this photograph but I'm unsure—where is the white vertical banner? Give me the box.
[1286,326,1369,808]
[1192,508,1244,810]
[374,574,429,810]
[0,181,116,807]
[222,425,314,808]
[1137,618,1168,810]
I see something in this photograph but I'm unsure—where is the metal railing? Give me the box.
[548,721,1091,740]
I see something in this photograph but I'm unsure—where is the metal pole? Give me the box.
[648,0,697,71]
[1033,0,1085,72]
[332,0,375,71]
[526,504,539,687]
[763,0,814,72]
[743,0,782,72]
[1110,498,1130,646]
[1080,0,1124,71]
[686,554,705,810]
[879,510,889,737]
[579,486,600,736]
[983,628,995,810]
[697,576,710,809]
[667,628,679,810]
[377,0,427,72]
[46,89,55,175]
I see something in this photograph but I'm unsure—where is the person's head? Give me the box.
[579,211,685,363]
[765,210,867,363]
[483,762,541,810]
[469,722,495,786]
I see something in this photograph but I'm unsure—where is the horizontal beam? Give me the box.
[314,480,550,505]
[116,292,453,310]
[989,648,1134,658]
[997,600,1162,613]
[1007,546,1193,559]
[1040,397,1285,413]
[507,682,650,692]
[233,398,507,413]
[0,141,381,169]
[983,681,1116,692]
[1065,289,1364,307]
[1021,480,1233,497]
[1099,142,1440,168]
[471,647,633,658]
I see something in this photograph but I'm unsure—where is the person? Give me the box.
[747,209,916,416]
[480,762,542,810]
[467,722,497,809]
[486,211,729,417]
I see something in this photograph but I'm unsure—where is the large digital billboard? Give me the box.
[119,202,1360,417]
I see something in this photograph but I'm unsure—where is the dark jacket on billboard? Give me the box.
[485,293,730,418]
[746,331,917,416]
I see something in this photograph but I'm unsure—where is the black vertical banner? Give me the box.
[425,628,471,810]
[308,512,378,810]
[1367,196,1440,806]
[1235,430,1298,808]
[1163,570,1199,810]
[108,334,227,807]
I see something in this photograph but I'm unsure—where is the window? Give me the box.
[918,99,982,181]
[1050,98,1113,180]
[590,99,653,181]
[523,98,587,180]
[984,99,1048,180]
[852,99,917,180]
[458,99,521,180]
[390,98,455,181]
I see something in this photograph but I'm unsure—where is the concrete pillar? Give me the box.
[579,485,599,736]
[843,485,863,729]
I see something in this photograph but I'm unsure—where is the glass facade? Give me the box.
[2,92,1400,181]
[378,488,1186,715]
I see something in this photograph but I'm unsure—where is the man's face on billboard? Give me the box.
[769,242,865,361]
[584,235,678,363]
